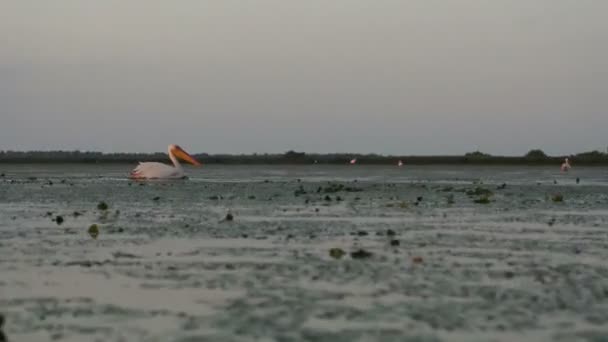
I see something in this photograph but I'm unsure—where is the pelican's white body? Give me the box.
[130,144,200,179]
[131,161,185,179]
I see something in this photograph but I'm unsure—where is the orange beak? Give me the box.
[172,146,202,166]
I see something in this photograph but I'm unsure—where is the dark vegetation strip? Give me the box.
[1,149,608,165]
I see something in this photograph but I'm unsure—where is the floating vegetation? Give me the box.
[324,183,345,193]
[473,195,492,204]
[350,249,373,259]
[88,224,99,239]
[329,248,345,259]
[323,183,363,193]
[387,201,408,208]
[551,194,564,202]
[97,201,109,211]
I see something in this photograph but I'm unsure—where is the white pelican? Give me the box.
[397,160,404,167]
[350,158,357,165]
[560,158,571,172]
[130,144,201,179]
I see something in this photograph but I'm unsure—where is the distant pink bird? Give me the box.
[561,158,571,172]
[397,160,404,167]
[350,158,357,165]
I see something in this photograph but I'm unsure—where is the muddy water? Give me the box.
[1,164,608,341]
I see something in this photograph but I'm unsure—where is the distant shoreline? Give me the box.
[1,150,608,165]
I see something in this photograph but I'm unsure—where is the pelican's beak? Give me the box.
[173,146,202,166]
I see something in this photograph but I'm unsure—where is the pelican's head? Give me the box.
[169,144,202,166]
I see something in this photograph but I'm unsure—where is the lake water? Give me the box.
[1,164,608,341]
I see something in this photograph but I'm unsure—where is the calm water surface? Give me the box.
[1,164,608,342]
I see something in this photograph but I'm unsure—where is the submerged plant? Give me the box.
[474,195,492,204]
[329,248,345,259]
[88,224,99,239]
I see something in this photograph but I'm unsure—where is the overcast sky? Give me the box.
[1,1,607,155]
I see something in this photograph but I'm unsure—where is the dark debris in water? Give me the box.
[323,183,363,193]
[112,251,141,259]
[65,260,109,268]
[0,313,5,342]
[222,212,234,222]
[97,201,109,210]
[54,215,64,225]
[294,185,307,197]
[350,249,373,259]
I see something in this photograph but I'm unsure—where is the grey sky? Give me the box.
[1,0,607,155]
